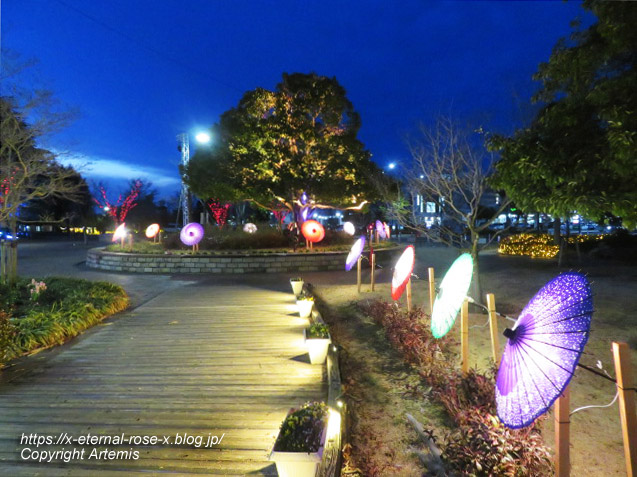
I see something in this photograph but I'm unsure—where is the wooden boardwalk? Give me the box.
[0,281,326,475]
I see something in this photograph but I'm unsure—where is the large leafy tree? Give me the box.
[491,0,637,227]
[183,72,379,218]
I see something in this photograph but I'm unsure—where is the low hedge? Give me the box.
[0,277,129,366]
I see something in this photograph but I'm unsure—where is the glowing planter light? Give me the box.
[180,222,204,247]
[145,223,160,239]
[496,272,593,429]
[269,404,329,477]
[391,246,415,300]
[296,299,314,319]
[342,221,356,236]
[431,253,474,339]
[243,223,258,234]
[290,278,304,296]
[112,223,127,242]
[301,220,325,244]
[375,220,386,239]
[345,236,366,271]
[304,328,331,365]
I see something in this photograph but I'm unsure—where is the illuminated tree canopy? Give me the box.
[490,0,637,226]
[183,72,379,213]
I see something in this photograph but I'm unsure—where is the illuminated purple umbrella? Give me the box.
[375,220,386,239]
[345,236,366,271]
[496,272,593,429]
[180,222,204,246]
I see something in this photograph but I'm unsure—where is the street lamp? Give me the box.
[177,131,211,227]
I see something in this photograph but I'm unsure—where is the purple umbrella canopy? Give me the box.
[180,222,204,246]
[345,236,366,271]
[375,220,387,239]
[496,272,593,429]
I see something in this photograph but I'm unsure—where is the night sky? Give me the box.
[2,0,589,197]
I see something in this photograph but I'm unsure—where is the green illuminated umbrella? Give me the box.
[431,253,473,338]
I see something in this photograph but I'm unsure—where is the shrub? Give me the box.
[0,277,128,362]
[498,233,559,259]
[0,311,17,365]
[359,299,554,475]
[274,402,328,453]
[306,322,330,339]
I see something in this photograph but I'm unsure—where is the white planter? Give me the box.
[296,299,313,318]
[290,279,304,297]
[304,329,331,365]
[269,411,329,477]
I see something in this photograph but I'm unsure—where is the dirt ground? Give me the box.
[312,243,636,476]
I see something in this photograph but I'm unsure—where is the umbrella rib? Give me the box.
[521,334,589,355]
[530,313,593,333]
[531,309,592,327]
[512,343,543,425]
[515,340,557,411]
[525,296,593,330]
[517,338,582,378]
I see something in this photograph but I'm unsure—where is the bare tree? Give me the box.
[0,96,81,284]
[385,118,511,302]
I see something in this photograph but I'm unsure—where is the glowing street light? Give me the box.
[195,131,211,144]
[388,162,396,170]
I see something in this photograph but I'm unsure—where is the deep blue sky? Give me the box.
[2,0,589,197]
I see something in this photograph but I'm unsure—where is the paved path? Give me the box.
[0,279,325,475]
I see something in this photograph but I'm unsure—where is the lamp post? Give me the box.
[177,131,211,227]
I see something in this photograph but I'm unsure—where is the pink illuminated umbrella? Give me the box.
[496,272,593,429]
[112,223,127,242]
[391,245,415,300]
[345,236,366,271]
[145,223,160,239]
[180,222,204,246]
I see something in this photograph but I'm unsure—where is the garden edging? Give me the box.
[86,246,400,274]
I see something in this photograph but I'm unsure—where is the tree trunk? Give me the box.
[554,217,565,267]
[469,233,483,304]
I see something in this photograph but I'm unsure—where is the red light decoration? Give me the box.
[207,199,231,228]
[301,220,325,243]
[93,180,142,224]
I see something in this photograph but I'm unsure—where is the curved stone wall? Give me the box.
[86,247,400,274]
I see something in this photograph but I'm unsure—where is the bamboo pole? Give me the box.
[406,278,412,312]
[428,267,435,316]
[357,256,362,294]
[612,342,637,477]
[375,230,379,244]
[461,299,469,374]
[370,253,376,291]
[486,293,500,366]
[554,387,570,477]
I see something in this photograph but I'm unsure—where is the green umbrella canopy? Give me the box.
[431,253,473,339]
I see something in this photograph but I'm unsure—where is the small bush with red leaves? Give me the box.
[359,300,554,476]
[359,300,453,387]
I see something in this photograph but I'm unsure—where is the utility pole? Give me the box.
[177,133,190,227]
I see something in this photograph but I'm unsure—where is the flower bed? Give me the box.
[359,300,553,475]
[0,277,129,366]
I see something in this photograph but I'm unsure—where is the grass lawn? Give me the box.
[313,245,636,476]
[0,277,129,366]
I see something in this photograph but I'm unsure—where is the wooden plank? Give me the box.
[554,387,570,477]
[461,299,469,374]
[613,342,637,477]
[485,293,500,366]
[0,282,326,474]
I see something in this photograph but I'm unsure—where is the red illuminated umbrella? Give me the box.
[301,220,325,243]
[391,245,415,300]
